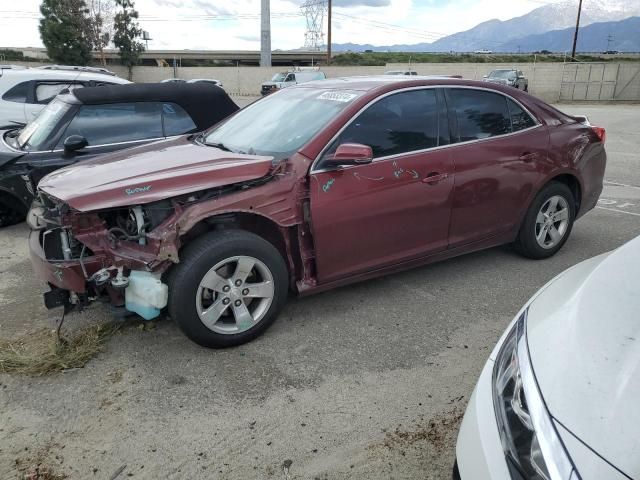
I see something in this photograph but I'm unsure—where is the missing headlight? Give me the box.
[492,310,578,480]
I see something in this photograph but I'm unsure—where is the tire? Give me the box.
[514,182,575,259]
[167,230,289,348]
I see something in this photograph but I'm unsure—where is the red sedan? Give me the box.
[30,77,606,347]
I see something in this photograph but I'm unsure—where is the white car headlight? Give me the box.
[493,310,579,480]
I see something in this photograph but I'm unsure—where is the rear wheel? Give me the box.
[167,230,288,348]
[514,182,575,259]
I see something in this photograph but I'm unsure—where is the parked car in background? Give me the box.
[0,82,238,226]
[260,68,326,95]
[29,76,605,348]
[483,69,529,91]
[455,235,640,480]
[160,78,185,83]
[187,78,223,88]
[385,70,418,76]
[0,65,130,128]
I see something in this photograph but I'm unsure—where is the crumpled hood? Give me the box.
[38,136,275,211]
[526,236,640,478]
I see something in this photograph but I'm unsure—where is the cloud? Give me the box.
[333,0,391,7]
[236,34,261,42]
[0,0,557,51]
[190,0,234,16]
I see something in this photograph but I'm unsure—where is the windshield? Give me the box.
[17,98,72,151]
[204,87,361,160]
[489,70,516,79]
[271,73,288,82]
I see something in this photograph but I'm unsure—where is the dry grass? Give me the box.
[0,323,120,376]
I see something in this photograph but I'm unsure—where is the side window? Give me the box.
[322,89,440,161]
[162,102,196,136]
[35,82,83,104]
[286,74,296,82]
[2,81,30,103]
[448,89,511,142]
[60,102,162,147]
[506,98,537,132]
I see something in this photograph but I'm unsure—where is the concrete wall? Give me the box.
[120,62,587,102]
[7,61,640,102]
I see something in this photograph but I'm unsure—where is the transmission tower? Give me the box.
[301,0,327,51]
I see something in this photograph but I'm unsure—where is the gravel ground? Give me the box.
[1,103,639,479]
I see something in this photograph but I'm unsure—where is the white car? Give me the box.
[0,66,129,128]
[456,235,640,480]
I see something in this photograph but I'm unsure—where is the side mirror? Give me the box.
[63,135,88,152]
[325,143,373,167]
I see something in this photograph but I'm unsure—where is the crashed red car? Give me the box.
[29,77,606,348]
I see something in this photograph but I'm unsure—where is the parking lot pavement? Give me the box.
[1,104,639,479]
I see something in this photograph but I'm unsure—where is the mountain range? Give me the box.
[333,1,640,53]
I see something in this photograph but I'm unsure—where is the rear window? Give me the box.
[35,82,83,104]
[162,102,196,136]
[506,98,536,131]
[448,89,511,142]
[2,81,29,103]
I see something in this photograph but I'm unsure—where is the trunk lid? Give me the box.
[38,136,275,211]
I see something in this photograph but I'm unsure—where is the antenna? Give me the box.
[301,0,327,51]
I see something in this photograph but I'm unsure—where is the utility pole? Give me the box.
[570,0,583,61]
[327,0,332,65]
[606,34,614,52]
[260,0,272,67]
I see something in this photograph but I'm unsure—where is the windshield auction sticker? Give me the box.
[317,91,358,102]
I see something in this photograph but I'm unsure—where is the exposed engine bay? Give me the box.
[27,165,298,320]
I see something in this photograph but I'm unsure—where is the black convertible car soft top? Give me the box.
[72,82,239,131]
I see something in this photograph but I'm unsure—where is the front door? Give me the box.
[310,88,455,284]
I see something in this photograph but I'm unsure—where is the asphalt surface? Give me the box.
[1,103,639,479]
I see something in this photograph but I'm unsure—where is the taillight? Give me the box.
[592,126,606,143]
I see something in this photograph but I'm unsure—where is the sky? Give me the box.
[0,0,566,50]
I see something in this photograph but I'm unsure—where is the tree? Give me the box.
[39,0,94,65]
[88,0,117,66]
[113,0,145,80]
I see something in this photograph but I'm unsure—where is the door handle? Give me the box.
[422,172,449,185]
[519,152,537,162]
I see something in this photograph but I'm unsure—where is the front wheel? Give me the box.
[514,182,575,259]
[167,230,289,348]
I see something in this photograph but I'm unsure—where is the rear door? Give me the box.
[445,88,548,247]
[310,88,455,283]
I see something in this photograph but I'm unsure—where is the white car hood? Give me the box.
[527,236,640,478]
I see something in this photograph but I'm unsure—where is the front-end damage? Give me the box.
[29,153,316,319]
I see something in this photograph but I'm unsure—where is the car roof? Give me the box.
[0,67,129,83]
[295,75,483,91]
[71,82,240,131]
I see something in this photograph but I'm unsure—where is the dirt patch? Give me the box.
[14,443,67,480]
[0,323,120,376]
[381,406,464,453]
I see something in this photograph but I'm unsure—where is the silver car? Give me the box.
[483,69,528,92]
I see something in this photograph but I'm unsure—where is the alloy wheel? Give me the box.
[535,195,570,249]
[195,255,275,334]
